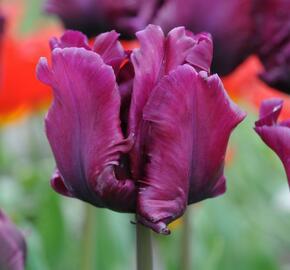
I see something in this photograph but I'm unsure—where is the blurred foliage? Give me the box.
[0,106,290,270]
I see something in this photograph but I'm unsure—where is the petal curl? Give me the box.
[36,47,136,212]
[256,98,283,126]
[137,65,245,233]
[255,99,290,184]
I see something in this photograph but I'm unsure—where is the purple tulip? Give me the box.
[255,0,290,93]
[255,99,290,184]
[0,210,26,270]
[44,0,257,75]
[37,25,245,234]
[119,0,258,75]
[43,0,137,37]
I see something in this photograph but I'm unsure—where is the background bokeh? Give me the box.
[1,1,290,269]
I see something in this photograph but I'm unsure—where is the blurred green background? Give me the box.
[1,1,290,269]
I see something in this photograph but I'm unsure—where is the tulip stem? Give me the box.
[136,222,153,270]
[181,208,192,270]
[81,204,96,270]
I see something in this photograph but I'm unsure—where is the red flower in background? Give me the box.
[0,3,61,124]
[223,56,290,120]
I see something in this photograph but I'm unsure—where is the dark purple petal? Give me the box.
[184,0,256,75]
[186,72,246,203]
[0,210,26,270]
[118,0,256,75]
[137,65,245,233]
[36,48,136,212]
[50,169,74,197]
[255,0,290,92]
[129,24,214,178]
[117,61,135,135]
[0,15,4,36]
[44,0,139,37]
[44,0,109,37]
[255,99,290,184]
[129,25,165,178]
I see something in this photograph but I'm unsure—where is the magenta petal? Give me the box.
[0,211,26,270]
[187,71,246,203]
[93,31,126,72]
[185,32,213,73]
[255,99,290,184]
[256,98,283,126]
[49,30,126,73]
[36,47,136,212]
[50,169,74,197]
[164,27,195,73]
[137,65,245,233]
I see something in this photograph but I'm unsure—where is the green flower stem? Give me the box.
[136,222,153,270]
[181,208,192,270]
[81,204,97,270]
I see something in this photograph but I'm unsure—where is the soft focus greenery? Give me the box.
[1,106,290,270]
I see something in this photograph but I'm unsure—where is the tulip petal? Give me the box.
[255,99,290,184]
[258,22,290,93]
[256,98,283,126]
[93,30,126,71]
[137,65,245,233]
[164,27,213,73]
[49,30,90,50]
[0,211,26,270]
[153,0,255,75]
[50,169,74,197]
[36,47,136,212]
[129,25,165,178]
[129,25,214,178]
[187,72,246,203]
[49,30,126,73]
[185,32,213,73]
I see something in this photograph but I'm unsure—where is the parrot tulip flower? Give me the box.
[0,210,26,270]
[255,99,290,183]
[37,25,245,234]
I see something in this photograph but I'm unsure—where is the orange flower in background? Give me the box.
[223,56,290,120]
[0,3,61,125]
